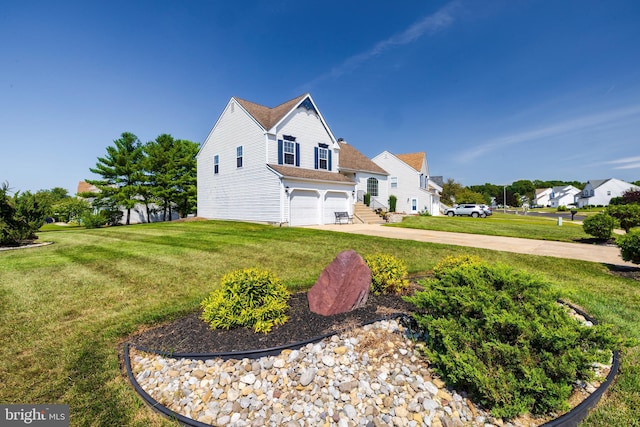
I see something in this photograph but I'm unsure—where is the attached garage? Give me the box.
[323,192,349,224]
[289,190,320,226]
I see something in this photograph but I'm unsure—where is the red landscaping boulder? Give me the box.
[307,250,371,316]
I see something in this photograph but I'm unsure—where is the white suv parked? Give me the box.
[444,204,491,218]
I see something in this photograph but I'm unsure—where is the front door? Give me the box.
[411,198,418,214]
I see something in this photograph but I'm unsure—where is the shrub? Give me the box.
[617,229,640,264]
[432,254,483,278]
[607,204,640,232]
[404,259,617,419]
[363,193,371,207]
[365,253,409,295]
[389,195,397,212]
[557,205,567,212]
[582,212,615,240]
[80,212,107,229]
[201,268,290,333]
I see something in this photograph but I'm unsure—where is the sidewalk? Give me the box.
[305,223,636,267]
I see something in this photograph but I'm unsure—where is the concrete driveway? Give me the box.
[305,223,636,267]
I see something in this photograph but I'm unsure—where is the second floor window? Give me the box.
[236,146,243,168]
[391,176,398,188]
[214,155,219,174]
[318,148,328,170]
[284,141,295,165]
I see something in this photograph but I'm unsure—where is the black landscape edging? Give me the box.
[538,301,621,427]
[125,307,620,427]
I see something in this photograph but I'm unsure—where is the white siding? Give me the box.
[372,151,422,214]
[269,107,339,173]
[197,99,281,222]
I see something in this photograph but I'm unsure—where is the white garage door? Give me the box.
[324,192,349,224]
[290,190,320,226]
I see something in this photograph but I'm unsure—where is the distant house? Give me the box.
[371,151,442,215]
[575,179,640,208]
[77,181,178,224]
[534,185,580,208]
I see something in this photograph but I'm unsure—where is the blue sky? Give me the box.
[2,0,639,195]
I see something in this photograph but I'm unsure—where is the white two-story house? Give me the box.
[197,94,388,226]
[371,151,441,215]
[575,179,640,208]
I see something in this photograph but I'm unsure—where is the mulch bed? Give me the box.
[127,292,416,355]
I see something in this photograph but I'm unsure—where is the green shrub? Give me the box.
[607,204,640,232]
[557,205,567,212]
[432,254,483,278]
[404,259,617,419]
[364,193,371,207]
[582,212,615,240]
[389,195,397,212]
[80,212,107,229]
[364,253,409,295]
[617,229,640,264]
[200,268,290,333]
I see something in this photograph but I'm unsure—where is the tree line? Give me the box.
[82,132,199,225]
[1,132,198,245]
[440,178,633,207]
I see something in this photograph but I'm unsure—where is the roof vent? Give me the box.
[337,138,346,143]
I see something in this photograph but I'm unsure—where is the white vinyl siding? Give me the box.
[197,100,281,222]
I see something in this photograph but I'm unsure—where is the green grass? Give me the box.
[394,212,591,242]
[1,220,639,426]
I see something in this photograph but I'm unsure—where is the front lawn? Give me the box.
[394,213,590,242]
[0,220,638,426]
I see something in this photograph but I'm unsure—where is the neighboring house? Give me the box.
[197,94,367,226]
[534,185,581,208]
[336,139,389,211]
[575,179,640,208]
[77,181,178,224]
[371,151,442,215]
[533,188,552,206]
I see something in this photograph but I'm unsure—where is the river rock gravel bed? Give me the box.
[130,319,559,427]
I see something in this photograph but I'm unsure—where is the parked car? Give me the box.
[444,204,492,218]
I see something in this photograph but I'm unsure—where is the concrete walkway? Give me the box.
[305,223,636,267]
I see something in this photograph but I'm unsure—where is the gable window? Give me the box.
[367,177,379,197]
[318,147,328,170]
[214,155,219,174]
[390,176,398,188]
[284,141,295,165]
[236,146,243,168]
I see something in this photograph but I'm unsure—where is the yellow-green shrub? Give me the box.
[365,253,409,295]
[200,268,290,333]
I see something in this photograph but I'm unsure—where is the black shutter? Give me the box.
[295,143,300,167]
[328,151,332,171]
[278,140,283,165]
[314,147,318,169]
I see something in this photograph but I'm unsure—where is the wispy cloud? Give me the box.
[302,2,460,89]
[606,156,640,170]
[457,105,640,163]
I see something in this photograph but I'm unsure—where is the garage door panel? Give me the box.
[290,190,319,226]
[324,192,349,224]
